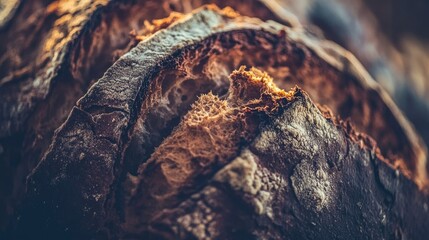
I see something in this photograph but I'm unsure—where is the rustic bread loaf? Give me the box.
[1,3,428,239]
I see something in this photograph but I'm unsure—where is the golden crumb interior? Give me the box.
[122,66,296,233]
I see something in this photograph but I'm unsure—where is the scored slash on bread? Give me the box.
[122,66,295,235]
[9,4,429,239]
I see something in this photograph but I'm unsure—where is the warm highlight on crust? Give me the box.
[132,5,240,42]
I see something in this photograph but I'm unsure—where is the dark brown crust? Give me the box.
[0,0,173,230]
[147,90,429,239]
[7,5,429,239]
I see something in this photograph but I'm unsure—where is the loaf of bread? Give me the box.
[1,2,428,239]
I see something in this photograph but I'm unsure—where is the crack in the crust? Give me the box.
[118,34,236,175]
[101,49,207,235]
[98,34,202,234]
[343,133,351,159]
[81,105,129,116]
[369,150,395,208]
[111,62,231,235]
[101,72,154,237]
[102,53,214,234]
[120,69,295,236]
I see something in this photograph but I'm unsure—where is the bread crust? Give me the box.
[5,5,428,239]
